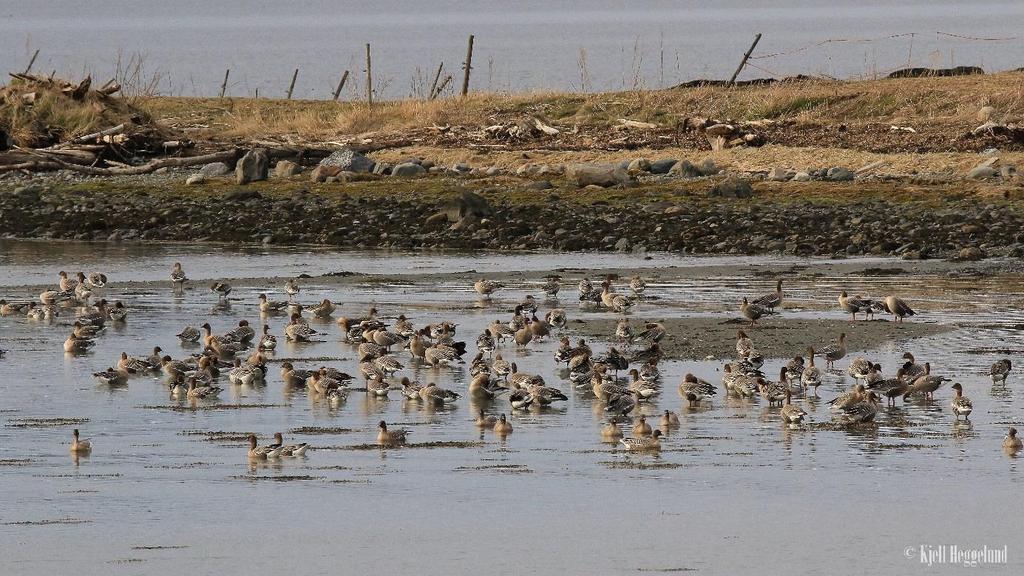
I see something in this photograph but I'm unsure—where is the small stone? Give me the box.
[451,162,472,173]
[485,166,501,177]
[956,246,985,261]
[649,158,678,174]
[199,162,230,177]
[826,167,855,181]
[614,237,631,252]
[274,160,301,178]
[768,167,792,181]
[319,148,375,173]
[310,165,342,183]
[627,158,651,174]
[235,148,269,184]
[185,174,206,186]
[708,177,753,199]
[525,180,553,191]
[977,106,996,122]
[668,160,702,178]
[792,171,811,182]
[967,165,998,180]
[391,162,426,177]
[565,164,629,187]
[698,159,719,176]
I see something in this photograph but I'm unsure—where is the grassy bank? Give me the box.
[140,72,1024,144]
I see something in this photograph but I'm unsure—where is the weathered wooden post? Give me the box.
[286,68,299,99]
[729,33,762,85]
[23,49,40,74]
[220,69,230,98]
[429,63,444,100]
[461,35,475,96]
[365,44,373,105]
[333,70,350,101]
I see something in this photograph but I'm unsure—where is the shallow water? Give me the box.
[1,242,1022,575]
[2,1,1024,98]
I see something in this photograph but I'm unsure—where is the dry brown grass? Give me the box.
[138,72,1024,142]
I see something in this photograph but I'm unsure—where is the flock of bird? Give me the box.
[3,266,1022,459]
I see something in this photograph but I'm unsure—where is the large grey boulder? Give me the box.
[668,160,702,178]
[199,162,231,177]
[649,158,679,174]
[320,148,375,173]
[441,190,493,222]
[565,164,630,187]
[235,148,269,184]
[826,167,855,181]
[708,177,754,199]
[274,160,301,178]
[391,162,426,177]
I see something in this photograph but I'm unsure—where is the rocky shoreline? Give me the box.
[2,152,1023,259]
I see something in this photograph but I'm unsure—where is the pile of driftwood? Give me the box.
[680,116,769,151]
[0,73,235,176]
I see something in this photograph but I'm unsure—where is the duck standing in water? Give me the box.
[950,383,973,421]
[170,262,188,292]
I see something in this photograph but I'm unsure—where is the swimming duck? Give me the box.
[247,434,282,459]
[474,278,503,298]
[279,362,313,387]
[419,382,460,404]
[829,384,866,411]
[900,352,927,381]
[629,275,646,297]
[759,368,789,407]
[817,333,847,369]
[87,272,107,288]
[210,282,232,300]
[679,373,718,406]
[904,362,947,400]
[257,324,277,350]
[867,368,908,406]
[107,301,128,322]
[1004,428,1023,453]
[228,359,257,386]
[475,409,499,428]
[752,279,783,311]
[161,355,191,379]
[177,325,201,343]
[542,276,560,297]
[632,415,653,437]
[660,410,680,427]
[509,388,534,410]
[118,352,155,374]
[602,420,624,440]
[740,297,773,326]
[69,429,92,454]
[377,421,410,446]
[39,289,72,305]
[527,383,569,406]
[546,309,567,330]
[170,262,188,289]
[779,390,807,426]
[620,429,662,451]
[834,392,880,425]
[950,383,973,421]
[0,299,31,315]
[883,295,915,323]
[258,293,289,314]
[186,377,222,399]
[492,413,513,435]
[285,317,318,342]
[225,320,256,344]
[989,359,1012,384]
[469,374,509,399]
[269,432,308,456]
[64,333,95,353]
[93,366,129,386]
[308,298,336,318]
[847,357,873,381]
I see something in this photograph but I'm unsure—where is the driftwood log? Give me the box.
[8,148,241,176]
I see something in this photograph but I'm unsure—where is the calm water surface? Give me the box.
[2,1,1023,98]
[0,241,1022,575]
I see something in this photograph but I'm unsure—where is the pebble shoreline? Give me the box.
[1,166,1022,260]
